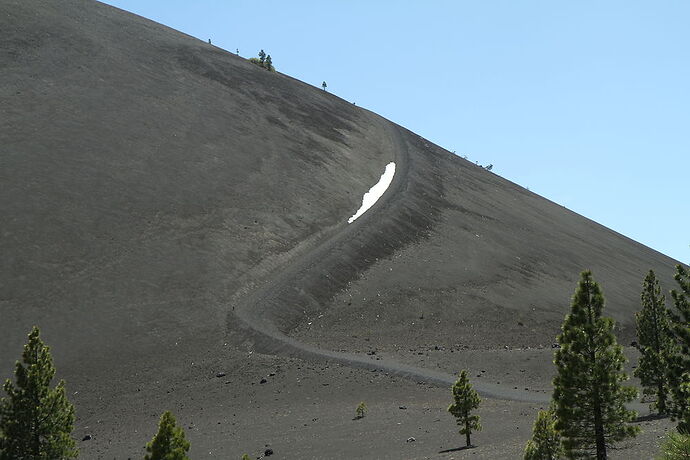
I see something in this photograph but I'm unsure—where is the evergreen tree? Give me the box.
[552,271,639,460]
[265,55,273,71]
[258,50,266,67]
[658,431,690,459]
[447,370,481,447]
[523,408,563,460]
[669,264,690,432]
[321,81,327,91]
[144,411,190,460]
[0,326,77,460]
[634,270,673,414]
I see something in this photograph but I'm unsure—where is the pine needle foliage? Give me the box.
[635,270,673,414]
[448,369,481,447]
[0,326,77,460]
[658,431,690,460]
[524,408,563,460]
[669,265,690,433]
[144,411,190,460]
[552,271,639,460]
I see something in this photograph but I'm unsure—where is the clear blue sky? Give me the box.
[102,0,689,264]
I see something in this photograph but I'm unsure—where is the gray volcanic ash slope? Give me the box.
[1,0,396,371]
[0,0,682,457]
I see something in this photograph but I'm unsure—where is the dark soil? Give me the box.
[0,1,682,458]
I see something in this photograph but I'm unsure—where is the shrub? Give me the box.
[355,401,367,419]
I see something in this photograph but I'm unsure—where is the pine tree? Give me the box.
[0,326,77,460]
[265,55,273,71]
[258,50,266,67]
[321,81,327,91]
[144,411,190,460]
[447,370,481,447]
[669,264,690,433]
[523,408,563,460]
[634,270,673,414]
[552,271,639,460]
[658,431,690,459]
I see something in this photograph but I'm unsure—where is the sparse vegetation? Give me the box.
[249,49,275,71]
[145,411,190,460]
[553,271,639,459]
[0,326,78,459]
[355,401,367,419]
[448,369,482,447]
[241,454,251,460]
[635,270,673,414]
[658,431,690,459]
[523,408,563,460]
[669,264,690,433]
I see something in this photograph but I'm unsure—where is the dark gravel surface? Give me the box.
[0,1,683,458]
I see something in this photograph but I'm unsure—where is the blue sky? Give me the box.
[103,1,689,264]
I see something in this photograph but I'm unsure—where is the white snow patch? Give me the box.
[348,162,396,224]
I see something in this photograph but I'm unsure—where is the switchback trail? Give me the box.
[230,115,550,404]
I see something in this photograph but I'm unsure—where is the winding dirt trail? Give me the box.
[230,117,551,404]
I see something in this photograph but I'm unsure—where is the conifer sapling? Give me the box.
[145,410,191,460]
[448,369,481,447]
[523,408,563,460]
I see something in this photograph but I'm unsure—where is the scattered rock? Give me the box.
[551,343,560,349]
[260,378,268,384]
[406,437,416,443]
[215,372,226,378]
[399,405,407,410]
[81,434,92,441]
[269,372,276,376]
[264,448,274,456]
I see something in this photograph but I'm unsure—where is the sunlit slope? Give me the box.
[0,0,397,377]
[294,134,681,349]
[1,0,681,389]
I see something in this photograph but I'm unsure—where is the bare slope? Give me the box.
[1,0,396,375]
[0,0,683,457]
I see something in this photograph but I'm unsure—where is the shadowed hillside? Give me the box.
[1,0,682,457]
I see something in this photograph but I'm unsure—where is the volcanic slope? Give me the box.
[1,0,683,458]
